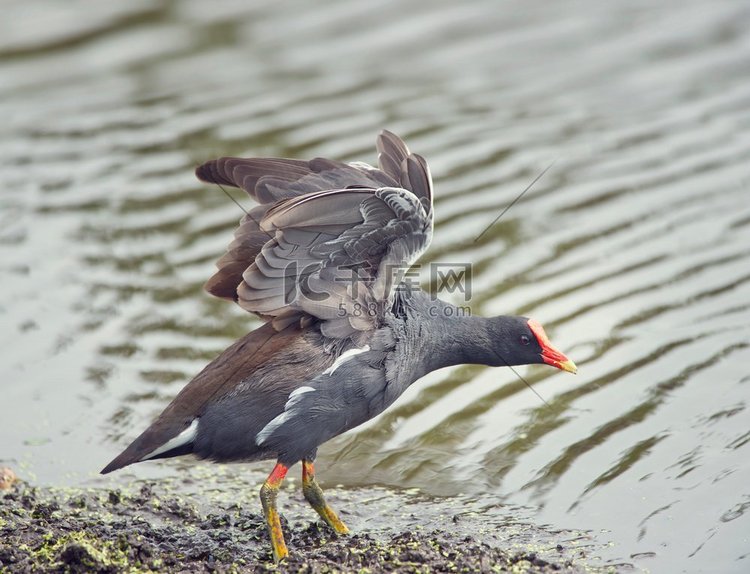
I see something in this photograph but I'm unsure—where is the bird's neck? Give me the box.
[420,309,495,373]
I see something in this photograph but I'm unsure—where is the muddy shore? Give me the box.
[0,468,613,573]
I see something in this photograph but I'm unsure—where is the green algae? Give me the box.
[25,531,137,573]
[0,475,610,573]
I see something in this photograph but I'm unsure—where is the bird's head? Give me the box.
[486,316,577,373]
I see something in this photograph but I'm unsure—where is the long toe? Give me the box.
[318,503,349,535]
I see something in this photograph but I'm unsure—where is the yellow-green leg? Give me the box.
[301,459,349,534]
[259,462,289,562]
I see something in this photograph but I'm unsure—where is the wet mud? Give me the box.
[0,471,612,573]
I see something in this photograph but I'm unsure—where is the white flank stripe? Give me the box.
[255,412,288,446]
[289,386,316,399]
[255,386,318,446]
[323,345,370,376]
[140,418,199,461]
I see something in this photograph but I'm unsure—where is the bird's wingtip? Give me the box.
[100,456,126,475]
[194,161,214,183]
[100,443,143,475]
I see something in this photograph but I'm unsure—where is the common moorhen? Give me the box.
[101,131,576,561]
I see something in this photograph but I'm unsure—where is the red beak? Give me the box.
[527,319,577,374]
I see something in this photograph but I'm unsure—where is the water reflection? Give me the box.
[2,0,749,571]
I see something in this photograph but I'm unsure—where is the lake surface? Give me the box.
[2,0,749,571]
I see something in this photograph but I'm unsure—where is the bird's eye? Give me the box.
[520,335,531,345]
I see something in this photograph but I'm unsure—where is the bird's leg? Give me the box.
[301,459,349,534]
[259,462,289,562]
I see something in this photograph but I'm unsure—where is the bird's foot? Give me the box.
[301,460,350,535]
[314,503,349,534]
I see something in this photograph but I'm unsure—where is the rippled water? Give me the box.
[3,0,749,571]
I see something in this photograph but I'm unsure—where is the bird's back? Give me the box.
[101,322,329,473]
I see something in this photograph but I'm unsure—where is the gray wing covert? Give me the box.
[242,186,431,338]
[195,131,434,339]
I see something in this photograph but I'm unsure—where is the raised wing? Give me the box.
[196,131,434,338]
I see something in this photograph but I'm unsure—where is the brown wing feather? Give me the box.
[205,204,273,301]
[100,322,303,473]
[195,131,433,319]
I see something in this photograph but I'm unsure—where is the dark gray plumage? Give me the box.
[101,130,575,562]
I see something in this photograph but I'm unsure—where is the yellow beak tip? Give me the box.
[560,360,578,374]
